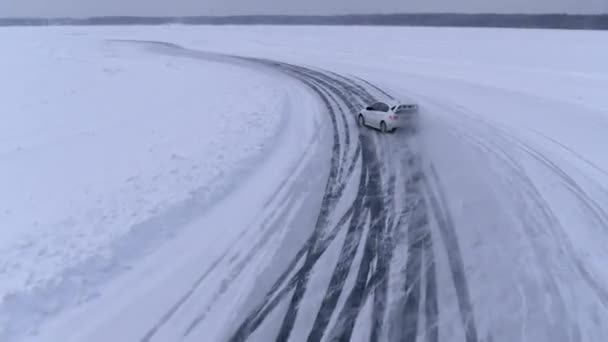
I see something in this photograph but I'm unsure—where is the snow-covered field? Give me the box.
[2,25,608,342]
[0,29,293,340]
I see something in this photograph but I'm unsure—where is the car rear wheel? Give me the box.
[380,121,388,133]
[358,114,365,127]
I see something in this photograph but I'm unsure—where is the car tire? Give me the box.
[358,114,365,127]
[380,121,388,133]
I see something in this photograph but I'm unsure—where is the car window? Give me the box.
[376,103,389,112]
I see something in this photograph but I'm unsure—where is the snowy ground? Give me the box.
[2,26,608,342]
[0,30,291,340]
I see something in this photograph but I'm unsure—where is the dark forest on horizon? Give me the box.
[1,13,607,30]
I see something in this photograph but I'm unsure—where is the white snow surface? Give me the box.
[2,25,608,342]
[0,29,288,340]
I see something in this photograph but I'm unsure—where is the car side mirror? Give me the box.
[366,107,372,111]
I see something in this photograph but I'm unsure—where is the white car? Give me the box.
[358,100,419,133]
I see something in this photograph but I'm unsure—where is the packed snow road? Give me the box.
[35,41,608,342]
[83,42,476,342]
[222,58,466,342]
[128,42,608,342]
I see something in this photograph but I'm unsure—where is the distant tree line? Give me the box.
[1,13,607,30]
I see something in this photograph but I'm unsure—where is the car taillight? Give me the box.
[390,115,397,120]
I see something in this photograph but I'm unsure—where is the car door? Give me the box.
[368,102,383,128]
[375,102,390,127]
[360,105,372,126]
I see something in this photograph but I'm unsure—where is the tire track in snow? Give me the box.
[386,150,442,342]
[305,164,369,342]
[226,62,362,342]
[125,42,480,342]
[235,65,477,342]
[223,62,395,342]
[358,79,481,342]
[355,80,446,342]
[424,167,479,342]
[224,63,476,342]
[259,65,378,342]
[137,40,606,342]
[316,133,386,342]
[433,99,608,316]
[394,167,428,342]
[370,172,397,342]
[130,47,350,342]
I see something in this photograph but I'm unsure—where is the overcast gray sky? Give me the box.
[1,0,606,18]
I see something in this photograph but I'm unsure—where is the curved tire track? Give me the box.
[222,60,478,342]
[126,42,479,342]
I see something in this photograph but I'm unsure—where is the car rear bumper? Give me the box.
[387,122,407,130]
[387,114,417,130]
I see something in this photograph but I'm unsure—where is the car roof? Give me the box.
[380,100,415,107]
[370,99,417,107]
